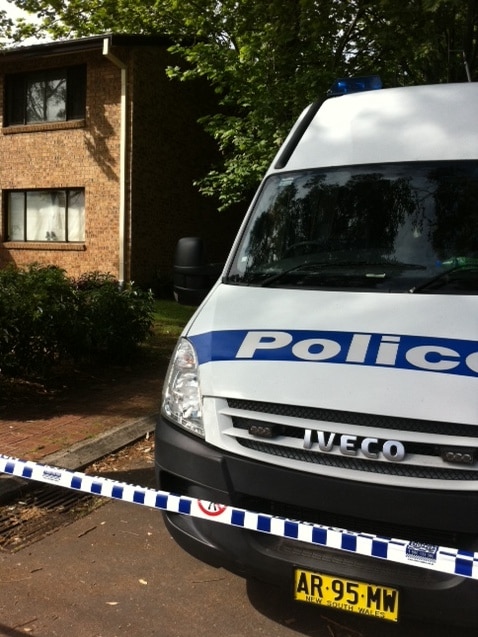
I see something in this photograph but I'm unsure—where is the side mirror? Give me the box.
[173,237,223,305]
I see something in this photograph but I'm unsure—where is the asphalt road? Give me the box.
[0,446,475,637]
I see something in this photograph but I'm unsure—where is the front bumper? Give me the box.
[155,414,478,627]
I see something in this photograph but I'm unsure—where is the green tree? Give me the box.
[3,0,478,209]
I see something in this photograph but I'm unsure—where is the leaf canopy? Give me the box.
[3,0,478,209]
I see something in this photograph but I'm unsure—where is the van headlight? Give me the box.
[162,337,204,437]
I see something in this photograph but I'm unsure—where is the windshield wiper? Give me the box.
[257,261,426,288]
[258,262,326,287]
[410,264,478,293]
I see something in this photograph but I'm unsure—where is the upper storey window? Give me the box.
[5,65,86,126]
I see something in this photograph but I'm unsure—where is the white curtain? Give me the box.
[8,190,84,242]
[26,191,65,241]
[7,192,24,241]
[67,190,85,241]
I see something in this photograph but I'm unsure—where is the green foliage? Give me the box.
[0,264,76,376]
[0,265,154,378]
[3,0,478,208]
[72,272,154,362]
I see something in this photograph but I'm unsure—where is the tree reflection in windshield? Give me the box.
[228,162,478,292]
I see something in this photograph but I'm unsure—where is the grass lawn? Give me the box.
[152,299,196,338]
[144,299,196,360]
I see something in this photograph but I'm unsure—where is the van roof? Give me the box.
[271,83,478,172]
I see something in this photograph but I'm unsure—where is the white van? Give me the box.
[155,78,478,626]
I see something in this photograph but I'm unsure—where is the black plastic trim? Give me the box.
[274,99,324,169]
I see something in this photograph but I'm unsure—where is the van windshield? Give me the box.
[226,161,478,294]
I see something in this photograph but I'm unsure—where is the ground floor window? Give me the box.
[6,189,85,242]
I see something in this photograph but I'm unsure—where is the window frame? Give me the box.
[5,188,86,243]
[4,65,86,127]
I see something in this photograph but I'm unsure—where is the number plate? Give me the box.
[293,569,399,622]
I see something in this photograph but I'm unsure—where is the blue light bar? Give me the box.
[327,75,383,97]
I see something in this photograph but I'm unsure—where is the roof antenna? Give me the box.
[450,48,472,82]
[462,51,472,82]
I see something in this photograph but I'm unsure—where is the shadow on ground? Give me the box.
[0,338,173,423]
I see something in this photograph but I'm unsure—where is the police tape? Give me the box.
[1,452,477,580]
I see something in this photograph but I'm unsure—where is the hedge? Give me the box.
[0,264,154,378]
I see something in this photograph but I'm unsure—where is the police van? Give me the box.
[155,77,478,625]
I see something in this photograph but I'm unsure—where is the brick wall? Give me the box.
[128,46,244,291]
[0,40,245,291]
[0,48,122,279]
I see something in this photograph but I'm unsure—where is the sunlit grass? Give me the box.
[140,299,196,362]
[152,299,196,338]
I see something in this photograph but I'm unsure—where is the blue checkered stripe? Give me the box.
[1,453,477,580]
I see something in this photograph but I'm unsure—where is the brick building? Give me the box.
[0,34,242,291]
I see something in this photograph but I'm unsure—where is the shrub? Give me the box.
[0,264,76,376]
[72,272,155,362]
[0,265,154,378]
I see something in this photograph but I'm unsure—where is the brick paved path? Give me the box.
[0,361,166,462]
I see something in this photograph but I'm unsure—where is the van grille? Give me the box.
[227,398,477,437]
[238,439,478,480]
[223,399,478,489]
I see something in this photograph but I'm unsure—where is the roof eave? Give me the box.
[0,33,174,62]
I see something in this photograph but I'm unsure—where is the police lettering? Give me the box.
[235,330,478,377]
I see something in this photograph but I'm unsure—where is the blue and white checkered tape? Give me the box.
[1,452,477,580]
